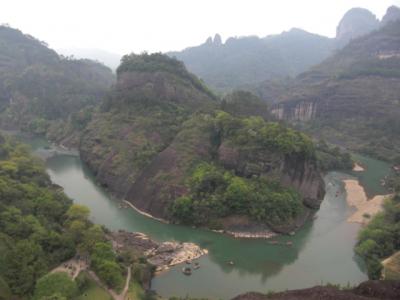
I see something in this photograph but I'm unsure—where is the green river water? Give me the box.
[27,137,391,299]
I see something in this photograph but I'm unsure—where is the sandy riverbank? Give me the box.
[343,179,388,224]
[225,231,277,239]
[353,163,365,172]
[122,200,169,224]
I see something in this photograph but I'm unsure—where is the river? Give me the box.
[26,137,391,299]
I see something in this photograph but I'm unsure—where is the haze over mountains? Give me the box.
[169,6,400,92]
[0,3,400,300]
[57,6,400,93]
[57,48,122,71]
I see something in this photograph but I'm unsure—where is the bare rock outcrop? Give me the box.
[110,230,207,273]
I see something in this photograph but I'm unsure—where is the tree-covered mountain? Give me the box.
[168,30,335,92]
[76,53,325,233]
[0,25,115,135]
[266,18,400,162]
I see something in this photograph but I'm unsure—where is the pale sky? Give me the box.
[1,0,400,55]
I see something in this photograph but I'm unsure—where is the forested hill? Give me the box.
[0,134,77,298]
[76,53,325,234]
[267,19,400,162]
[0,133,154,299]
[0,25,115,134]
[168,29,334,92]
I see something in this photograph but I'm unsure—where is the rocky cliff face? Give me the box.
[271,101,317,122]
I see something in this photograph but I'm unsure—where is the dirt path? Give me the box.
[88,266,131,300]
[120,266,131,300]
[51,258,88,279]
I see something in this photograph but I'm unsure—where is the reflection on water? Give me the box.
[25,138,390,299]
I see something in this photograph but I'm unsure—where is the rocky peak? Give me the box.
[213,33,222,45]
[336,8,379,46]
[381,6,400,27]
[204,34,222,46]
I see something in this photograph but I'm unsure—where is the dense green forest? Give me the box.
[0,134,151,300]
[315,140,353,172]
[169,111,315,227]
[0,134,75,297]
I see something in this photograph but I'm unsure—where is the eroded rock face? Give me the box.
[280,156,325,209]
[217,140,325,212]
[271,101,317,122]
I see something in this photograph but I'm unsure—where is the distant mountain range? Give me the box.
[168,6,400,93]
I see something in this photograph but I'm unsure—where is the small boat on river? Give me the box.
[182,267,192,275]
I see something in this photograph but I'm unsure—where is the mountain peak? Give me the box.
[381,5,400,27]
[336,8,379,45]
[213,33,222,45]
[204,34,222,46]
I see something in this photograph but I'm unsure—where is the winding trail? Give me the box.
[52,258,132,300]
[120,266,132,300]
[51,258,88,279]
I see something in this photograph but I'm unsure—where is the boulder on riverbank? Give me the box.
[109,230,207,273]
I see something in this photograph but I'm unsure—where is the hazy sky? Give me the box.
[1,0,400,55]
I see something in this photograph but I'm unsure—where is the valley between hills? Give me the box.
[0,4,400,300]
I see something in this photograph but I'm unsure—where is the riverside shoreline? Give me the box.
[353,163,365,172]
[343,179,389,224]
